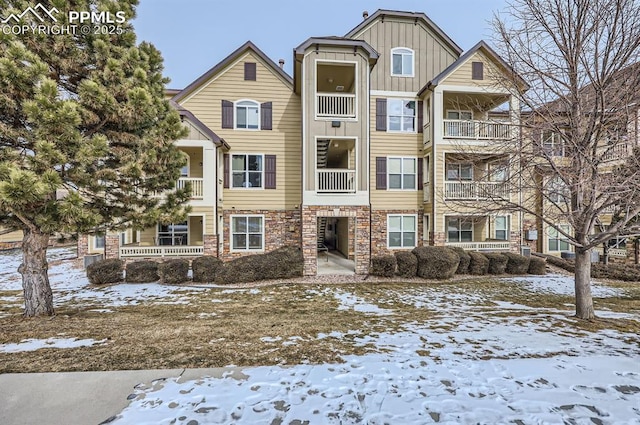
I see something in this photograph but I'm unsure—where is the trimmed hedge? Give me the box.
[215,246,303,284]
[468,252,489,275]
[126,260,159,283]
[192,256,223,283]
[450,247,471,274]
[528,256,547,275]
[484,253,508,275]
[395,251,418,277]
[370,255,397,277]
[503,252,530,274]
[542,253,640,282]
[158,259,189,284]
[86,259,123,285]
[412,246,460,279]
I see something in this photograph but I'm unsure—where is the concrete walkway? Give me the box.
[0,367,242,425]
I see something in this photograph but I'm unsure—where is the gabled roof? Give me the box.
[169,100,229,150]
[172,41,293,103]
[344,9,463,56]
[418,40,529,96]
[294,37,379,60]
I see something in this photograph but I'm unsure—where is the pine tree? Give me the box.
[0,0,190,316]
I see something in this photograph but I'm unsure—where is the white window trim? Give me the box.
[230,153,265,190]
[93,234,105,250]
[494,215,510,241]
[387,214,418,249]
[230,214,265,252]
[446,109,474,120]
[446,217,474,243]
[445,162,474,181]
[387,98,417,133]
[547,224,572,252]
[156,221,189,246]
[390,47,415,77]
[387,156,418,191]
[234,99,260,131]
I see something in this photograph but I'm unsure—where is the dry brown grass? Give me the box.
[1,277,638,373]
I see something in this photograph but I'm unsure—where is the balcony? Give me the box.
[443,120,512,140]
[444,181,509,200]
[177,177,204,199]
[316,93,356,119]
[316,169,356,193]
[445,241,511,251]
[601,143,629,162]
[119,245,204,258]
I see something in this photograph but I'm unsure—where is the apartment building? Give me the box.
[80,9,638,273]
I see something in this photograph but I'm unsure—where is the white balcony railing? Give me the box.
[119,245,204,258]
[316,93,356,119]
[444,181,509,200]
[601,143,629,162]
[445,241,511,251]
[443,120,512,140]
[317,169,356,193]
[594,247,628,257]
[177,177,204,199]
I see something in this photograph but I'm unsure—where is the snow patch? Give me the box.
[0,337,107,353]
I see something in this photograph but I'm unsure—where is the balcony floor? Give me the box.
[317,250,355,275]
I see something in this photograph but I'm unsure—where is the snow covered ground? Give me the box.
[1,248,638,423]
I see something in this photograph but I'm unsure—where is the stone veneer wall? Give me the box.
[104,235,120,259]
[203,234,218,256]
[370,209,424,257]
[521,218,538,252]
[302,205,370,276]
[221,209,301,260]
[77,234,89,258]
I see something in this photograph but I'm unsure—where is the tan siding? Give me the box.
[181,51,301,210]
[369,97,424,209]
[183,120,209,140]
[302,48,370,191]
[442,51,506,89]
[191,206,215,235]
[0,229,22,243]
[354,18,458,92]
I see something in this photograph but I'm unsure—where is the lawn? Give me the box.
[1,248,639,423]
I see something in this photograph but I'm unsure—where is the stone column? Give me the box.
[301,207,317,276]
[77,234,89,258]
[104,234,120,259]
[203,234,217,256]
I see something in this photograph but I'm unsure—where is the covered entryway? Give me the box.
[316,217,355,274]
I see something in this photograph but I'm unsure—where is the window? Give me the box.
[541,130,564,156]
[231,215,264,251]
[447,218,473,242]
[446,163,473,181]
[391,47,414,77]
[387,99,416,132]
[547,176,569,203]
[94,235,105,249]
[488,162,508,182]
[548,225,570,251]
[158,222,188,246]
[388,215,416,248]
[232,154,263,188]
[424,155,430,183]
[495,216,509,240]
[388,157,417,190]
[235,100,259,129]
[447,110,473,120]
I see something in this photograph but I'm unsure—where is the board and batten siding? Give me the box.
[180,51,302,210]
[183,120,210,141]
[369,97,424,209]
[352,18,458,92]
[302,48,370,192]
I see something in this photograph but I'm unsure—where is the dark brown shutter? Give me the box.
[417,157,423,188]
[417,100,424,133]
[376,157,387,190]
[221,100,233,129]
[223,154,230,188]
[261,102,272,130]
[472,62,484,80]
[265,155,276,189]
[244,62,256,81]
[375,98,387,131]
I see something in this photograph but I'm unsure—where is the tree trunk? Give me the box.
[19,228,54,317]
[574,248,595,320]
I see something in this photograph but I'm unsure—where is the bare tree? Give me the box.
[481,0,640,319]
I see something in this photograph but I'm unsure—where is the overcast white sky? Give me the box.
[132,0,507,89]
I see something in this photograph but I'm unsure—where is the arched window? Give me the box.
[235,100,260,129]
[391,47,414,77]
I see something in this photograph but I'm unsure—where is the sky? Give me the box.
[132,0,508,90]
